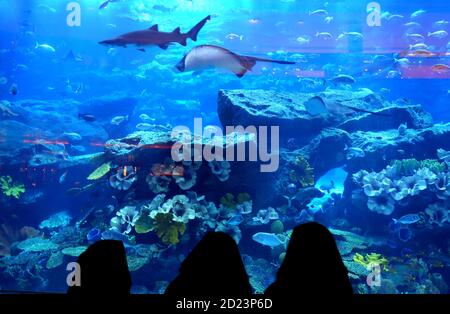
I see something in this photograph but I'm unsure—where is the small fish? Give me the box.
[35,42,56,53]
[296,36,310,45]
[71,145,86,153]
[428,30,448,39]
[63,132,82,141]
[315,32,333,40]
[431,64,450,73]
[434,20,449,27]
[111,115,129,125]
[153,4,175,13]
[252,232,284,247]
[387,14,404,21]
[139,113,155,122]
[225,33,243,41]
[59,171,68,183]
[411,9,426,19]
[136,123,153,131]
[324,16,333,24]
[380,88,391,94]
[329,74,356,85]
[406,33,425,42]
[396,58,411,68]
[393,214,421,225]
[248,18,261,25]
[78,113,96,122]
[346,146,365,159]
[404,22,421,28]
[309,9,328,16]
[9,83,18,95]
[387,70,401,78]
[407,50,436,57]
[227,214,244,226]
[344,32,364,40]
[99,0,119,10]
[409,43,428,51]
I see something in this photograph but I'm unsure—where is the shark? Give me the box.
[99,15,211,50]
[175,45,295,78]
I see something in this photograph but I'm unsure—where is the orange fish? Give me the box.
[431,64,450,73]
[408,50,436,57]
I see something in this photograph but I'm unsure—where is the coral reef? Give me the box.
[109,166,137,190]
[110,206,139,234]
[0,176,25,199]
[151,213,186,245]
[39,212,72,230]
[209,160,231,182]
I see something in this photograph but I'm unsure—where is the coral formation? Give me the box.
[109,166,137,190]
[290,155,315,188]
[353,253,389,271]
[39,212,72,229]
[110,206,139,234]
[151,213,186,245]
[209,160,231,182]
[0,176,25,199]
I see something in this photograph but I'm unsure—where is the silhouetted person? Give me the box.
[67,240,131,300]
[165,232,252,296]
[265,222,353,301]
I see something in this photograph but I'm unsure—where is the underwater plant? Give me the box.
[353,252,389,271]
[291,155,314,188]
[0,175,25,199]
[151,213,186,245]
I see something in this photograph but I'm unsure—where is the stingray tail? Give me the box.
[344,105,391,117]
[186,15,211,42]
[248,56,296,65]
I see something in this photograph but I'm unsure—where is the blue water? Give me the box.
[1,0,450,294]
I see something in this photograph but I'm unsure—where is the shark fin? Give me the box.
[149,24,159,31]
[172,27,181,34]
[158,43,169,50]
[179,36,187,46]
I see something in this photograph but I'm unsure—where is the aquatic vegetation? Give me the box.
[353,253,389,271]
[87,162,111,180]
[219,192,252,210]
[291,155,315,188]
[0,176,25,199]
[109,166,137,190]
[151,213,186,245]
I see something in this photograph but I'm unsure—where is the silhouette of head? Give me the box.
[165,232,252,296]
[67,240,131,298]
[266,222,353,297]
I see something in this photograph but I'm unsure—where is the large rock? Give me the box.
[217,89,413,145]
[339,105,433,132]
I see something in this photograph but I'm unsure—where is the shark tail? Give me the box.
[186,15,211,42]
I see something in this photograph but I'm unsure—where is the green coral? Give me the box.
[293,156,314,188]
[270,220,284,234]
[220,192,251,209]
[390,159,444,176]
[353,253,389,271]
[0,175,25,199]
[151,213,186,245]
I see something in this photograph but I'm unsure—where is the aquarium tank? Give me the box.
[0,0,449,295]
